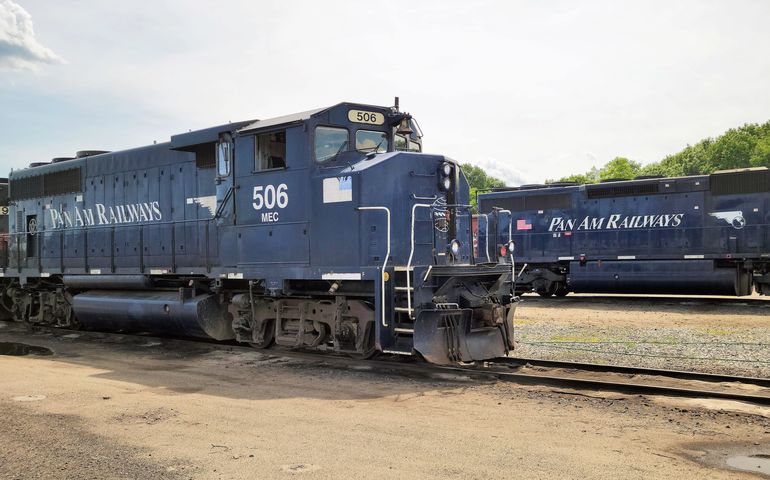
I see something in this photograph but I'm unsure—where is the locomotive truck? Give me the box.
[476,169,770,297]
[0,101,516,364]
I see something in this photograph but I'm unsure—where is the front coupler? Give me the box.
[413,302,517,365]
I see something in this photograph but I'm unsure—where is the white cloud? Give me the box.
[0,0,63,70]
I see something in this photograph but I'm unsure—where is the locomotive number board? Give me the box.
[348,109,384,125]
[0,206,8,215]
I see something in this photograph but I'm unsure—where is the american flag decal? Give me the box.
[516,218,532,231]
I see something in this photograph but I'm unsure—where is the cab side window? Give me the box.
[255,130,287,171]
[395,134,421,152]
[315,126,349,163]
[216,141,232,177]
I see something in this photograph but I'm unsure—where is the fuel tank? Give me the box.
[72,290,234,340]
[567,260,747,296]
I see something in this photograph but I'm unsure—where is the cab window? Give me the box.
[356,130,388,153]
[255,130,286,171]
[395,134,421,152]
[216,141,231,176]
[395,134,408,151]
[315,126,348,163]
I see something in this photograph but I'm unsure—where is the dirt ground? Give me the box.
[1,313,770,479]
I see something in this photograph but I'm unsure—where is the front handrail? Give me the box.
[403,202,476,319]
[356,206,391,328]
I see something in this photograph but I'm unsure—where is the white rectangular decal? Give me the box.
[322,273,362,280]
[323,177,353,204]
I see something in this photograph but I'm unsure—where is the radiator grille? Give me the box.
[710,169,770,195]
[10,168,83,201]
[586,182,659,199]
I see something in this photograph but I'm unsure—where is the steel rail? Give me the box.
[442,366,770,406]
[493,357,770,388]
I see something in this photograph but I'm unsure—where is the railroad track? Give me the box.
[523,293,770,309]
[2,320,770,407]
[474,357,770,406]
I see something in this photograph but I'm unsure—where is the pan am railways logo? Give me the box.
[548,213,684,232]
[48,201,162,229]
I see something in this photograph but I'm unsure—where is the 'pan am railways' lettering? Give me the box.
[48,201,162,229]
[548,213,684,232]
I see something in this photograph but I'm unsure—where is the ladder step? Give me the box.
[394,286,414,292]
[394,307,413,313]
[394,266,414,272]
[393,328,414,334]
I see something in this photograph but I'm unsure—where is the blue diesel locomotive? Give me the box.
[476,169,770,297]
[0,101,516,364]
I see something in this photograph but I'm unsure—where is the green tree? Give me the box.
[461,163,506,213]
[751,136,770,167]
[598,157,642,181]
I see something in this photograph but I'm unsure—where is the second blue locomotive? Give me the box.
[477,169,770,297]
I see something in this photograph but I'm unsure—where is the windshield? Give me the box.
[356,130,388,153]
[315,126,349,162]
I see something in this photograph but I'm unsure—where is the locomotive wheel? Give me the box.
[553,283,569,297]
[347,324,377,360]
[248,319,276,349]
[536,282,558,297]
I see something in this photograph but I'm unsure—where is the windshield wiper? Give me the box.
[336,140,349,156]
[319,140,349,163]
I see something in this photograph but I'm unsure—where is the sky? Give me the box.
[1,0,769,185]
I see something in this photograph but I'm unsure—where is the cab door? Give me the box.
[235,126,311,267]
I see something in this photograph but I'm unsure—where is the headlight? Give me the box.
[441,162,453,176]
[449,239,461,256]
[441,177,452,191]
[507,240,515,253]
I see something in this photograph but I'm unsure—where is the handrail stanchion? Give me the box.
[83,229,88,273]
[466,207,475,265]
[205,222,210,272]
[171,223,176,273]
[406,203,433,318]
[356,206,391,328]
[60,231,64,273]
[39,230,43,273]
[110,226,116,273]
[481,214,491,263]
[139,225,144,274]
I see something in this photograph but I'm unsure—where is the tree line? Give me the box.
[555,120,770,184]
